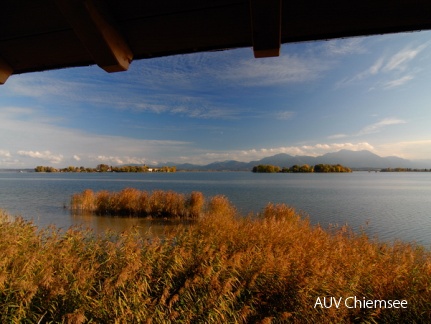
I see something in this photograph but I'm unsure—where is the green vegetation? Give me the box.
[1,196,431,323]
[282,164,314,173]
[71,188,205,218]
[313,164,352,173]
[35,164,176,173]
[252,164,281,173]
[253,163,352,173]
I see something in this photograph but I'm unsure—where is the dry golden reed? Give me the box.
[71,188,205,219]
[1,195,431,323]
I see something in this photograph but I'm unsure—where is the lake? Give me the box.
[0,171,430,245]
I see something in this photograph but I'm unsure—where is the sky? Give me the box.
[1,31,431,168]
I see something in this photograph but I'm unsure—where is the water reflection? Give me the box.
[70,212,195,237]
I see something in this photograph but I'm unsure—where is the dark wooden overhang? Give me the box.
[1,0,431,84]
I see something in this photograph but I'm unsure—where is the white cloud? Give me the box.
[0,150,16,166]
[6,71,242,120]
[94,155,148,165]
[328,134,348,139]
[383,75,414,89]
[220,54,331,86]
[183,142,376,165]
[328,118,406,140]
[138,49,332,88]
[7,75,85,100]
[383,45,427,72]
[337,43,428,89]
[356,57,385,80]
[0,109,192,168]
[0,106,35,116]
[0,150,11,158]
[357,118,406,136]
[275,111,296,120]
[17,150,64,164]
[324,38,366,56]
[375,140,431,160]
[369,57,385,75]
[2,47,331,122]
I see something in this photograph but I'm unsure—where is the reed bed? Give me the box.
[70,188,205,218]
[1,196,431,323]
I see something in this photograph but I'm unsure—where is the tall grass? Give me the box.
[1,196,431,323]
[71,188,205,218]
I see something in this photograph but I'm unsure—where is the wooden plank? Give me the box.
[55,0,133,72]
[0,56,13,84]
[111,0,246,22]
[122,3,251,59]
[0,1,68,41]
[0,30,91,73]
[250,0,281,58]
[281,1,431,42]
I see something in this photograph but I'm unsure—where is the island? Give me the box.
[252,164,352,173]
[34,164,176,173]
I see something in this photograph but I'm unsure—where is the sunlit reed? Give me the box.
[1,195,430,323]
[71,188,205,219]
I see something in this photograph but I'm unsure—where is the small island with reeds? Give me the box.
[35,163,176,173]
[71,188,205,218]
[252,163,352,173]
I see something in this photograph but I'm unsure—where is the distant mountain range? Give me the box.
[164,150,431,171]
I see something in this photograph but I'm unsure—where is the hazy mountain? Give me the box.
[173,150,419,171]
[257,153,295,165]
[317,150,412,169]
[255,154,314,167]
[194,160,250,171]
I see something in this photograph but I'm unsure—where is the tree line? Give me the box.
[34,164,176,173]
[252,164,352,173]
[380,168,431,172]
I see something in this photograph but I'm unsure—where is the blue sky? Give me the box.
[1,31,431,168]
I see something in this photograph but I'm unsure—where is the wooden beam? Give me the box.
[55,0,133,72]
[0,56,13,84]
[250,0,281,58]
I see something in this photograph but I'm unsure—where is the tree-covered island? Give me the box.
[252,164,352,173]
[35,164,176,173]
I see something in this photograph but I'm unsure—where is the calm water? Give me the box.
[0,171,430,245]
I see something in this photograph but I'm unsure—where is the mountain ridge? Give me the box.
[168,150,427,171]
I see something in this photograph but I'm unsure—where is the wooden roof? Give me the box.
[2,0,431,84]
